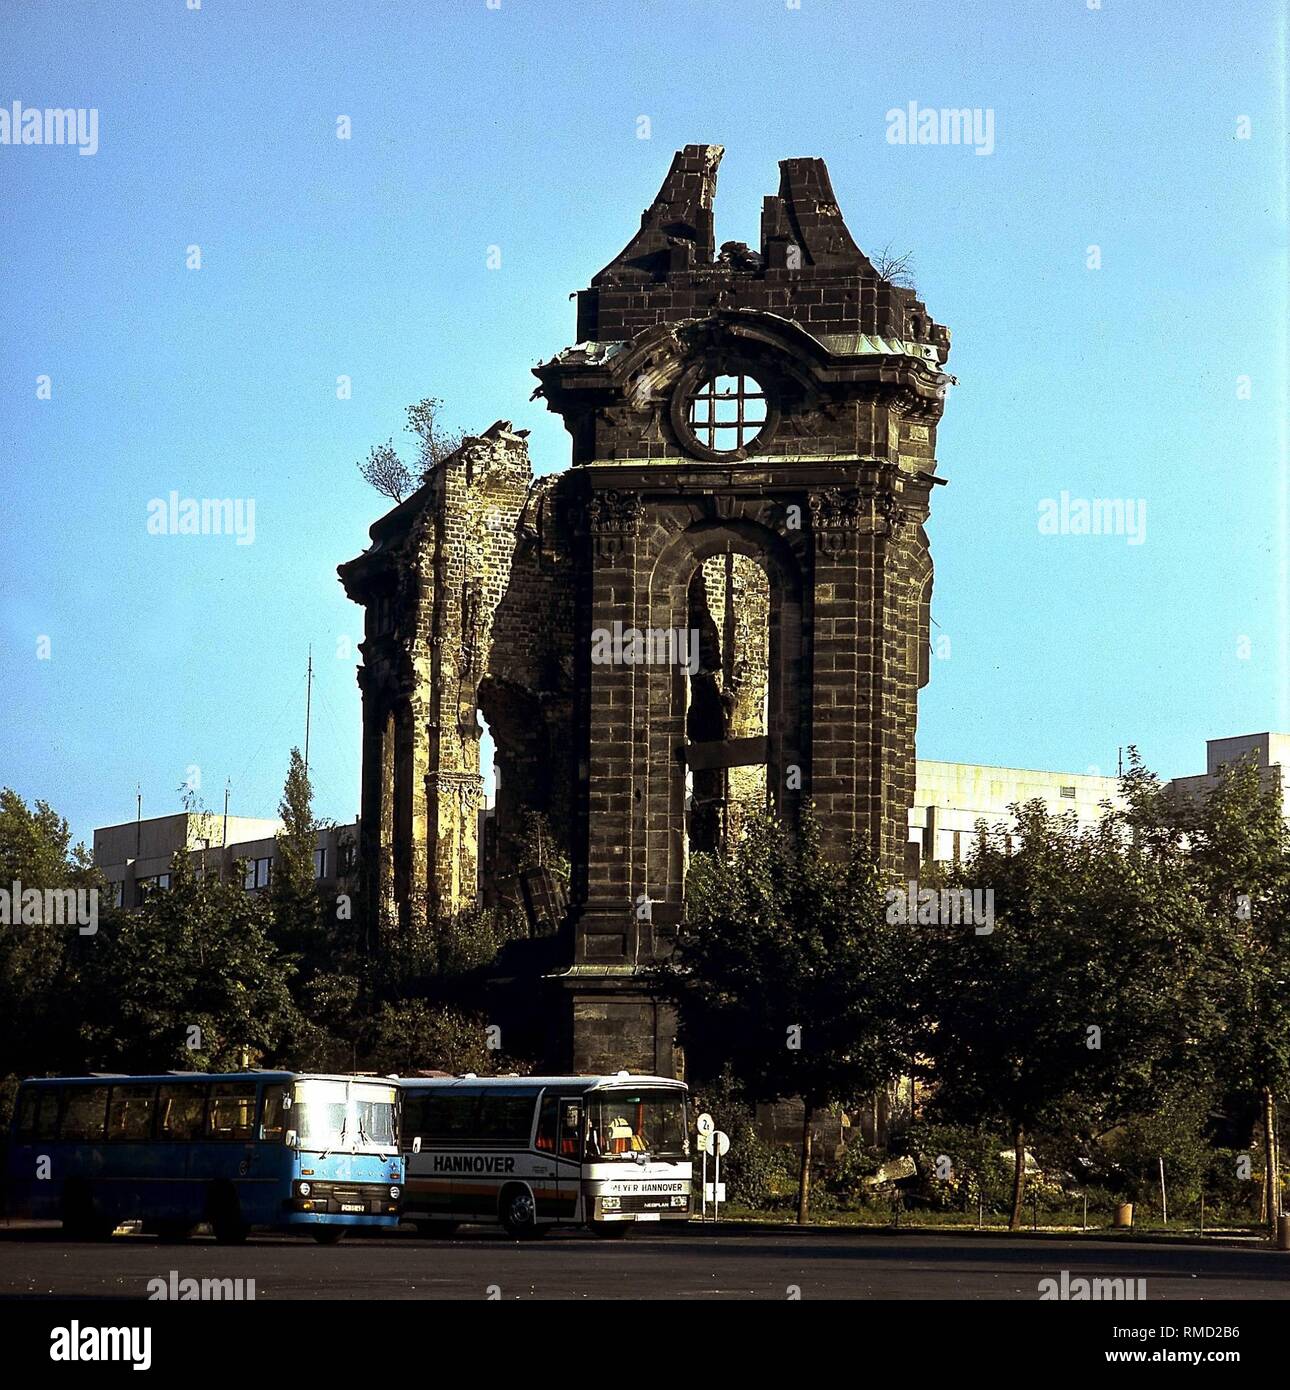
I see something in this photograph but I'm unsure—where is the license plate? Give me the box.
[634,1213,661,1222]
[340,1203,364,1213]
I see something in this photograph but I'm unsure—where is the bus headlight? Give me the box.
[297,1181,312,1197]
[389,1185,401,1200]
[600,1197,621,1211]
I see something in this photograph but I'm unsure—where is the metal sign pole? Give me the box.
[695,1113,715,1223]
[714,1143,721,1223]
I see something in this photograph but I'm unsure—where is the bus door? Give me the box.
[194,1080,264,1222]
[555,1097,583,1221]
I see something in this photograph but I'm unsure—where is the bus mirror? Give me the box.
[285,1129,298,1148]
[412,1136,421,1154]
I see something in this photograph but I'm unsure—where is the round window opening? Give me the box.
[687,374,768,454]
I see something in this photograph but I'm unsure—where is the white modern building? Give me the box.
[907,731,1290,868]
[93,810,358,909]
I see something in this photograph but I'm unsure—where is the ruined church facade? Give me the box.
[339,146,953,1076]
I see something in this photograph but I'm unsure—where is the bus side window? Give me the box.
[535,1095,558,1152]
[34,1090,62,1142]
[61,1086,109,1142]
[107,1085,158,1142]
[13,1087,40,1142]
[477,1095,536,1146]
[157,1083,207,1141]
[425,1093,479,1143]
[261,1087,288,1143]
[560,1103,582,1157]
[402,1096,425,1148]
[208,1082,257,1141]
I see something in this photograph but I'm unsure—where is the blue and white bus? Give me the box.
[399,1073,692,1237]
[6,1071,403,1244]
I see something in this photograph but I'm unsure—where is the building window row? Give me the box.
[136,873,171,901]
[243,857,272,890]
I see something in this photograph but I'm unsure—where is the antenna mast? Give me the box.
[304,645,313,775]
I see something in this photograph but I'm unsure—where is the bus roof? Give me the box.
[16,1072,395,1087]
[396,1074,687,1093]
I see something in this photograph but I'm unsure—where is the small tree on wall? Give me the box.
[357,397,467,504]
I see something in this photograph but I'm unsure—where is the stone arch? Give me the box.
[476,674,550,910]
[641,516,806,909]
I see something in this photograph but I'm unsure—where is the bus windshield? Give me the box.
[584,1088,688,1161]
[291,1079,398,1153]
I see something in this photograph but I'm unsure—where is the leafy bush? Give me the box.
[721,1124,796,1208]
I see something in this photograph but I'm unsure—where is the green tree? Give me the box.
[920,799,1213,1229]
[1126,751,1290,1234]
[271,747,335,970]
[0,790,104,1117]
[78,849,295,1071]
[363,1000,495,1076]
[659,811,915,1223]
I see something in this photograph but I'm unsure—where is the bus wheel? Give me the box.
[500,1186,546,1239]
[311,1226,346,1245]
[60,1184,113,1241]
[414,1221,459,1238]
[589,1220,630,1239]
[207,1188,249,1245]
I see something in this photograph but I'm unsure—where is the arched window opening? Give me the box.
[683,552,771,862]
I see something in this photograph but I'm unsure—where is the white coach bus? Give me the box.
[398,1073,692,1237]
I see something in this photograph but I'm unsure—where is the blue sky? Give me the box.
[1,0,1285,848]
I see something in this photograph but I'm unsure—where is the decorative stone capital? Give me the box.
[809,486,901,555]
[587,489,643,558]
[426,770,485,809]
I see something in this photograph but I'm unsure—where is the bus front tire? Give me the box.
[500,1186,546,1239]
[311,1226,346,1245]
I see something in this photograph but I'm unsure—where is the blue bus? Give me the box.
[6,1071,403,1244]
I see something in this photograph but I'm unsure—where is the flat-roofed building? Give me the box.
[909,732,1290,872]
[909,760,1123,870]
[1168,732,1290,823]
[93,811,357,909]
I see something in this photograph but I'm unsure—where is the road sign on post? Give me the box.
[712,1130,729,1222]
[693,1117,729,1222]
[695,1114,714,1218]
